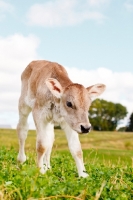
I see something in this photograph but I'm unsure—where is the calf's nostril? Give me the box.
[81,125,91,133]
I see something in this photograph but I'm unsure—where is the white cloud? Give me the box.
[26,0,107,27]
[87,0,110,7]
[0,34,40,127]
[0,34,40,73]
[0,0,14,21]
[124,0,133,11]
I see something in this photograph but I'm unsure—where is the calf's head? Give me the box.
[46,78,106,134]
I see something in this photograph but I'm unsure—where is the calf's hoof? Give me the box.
[17,154,26,163]
[79,171,89,178]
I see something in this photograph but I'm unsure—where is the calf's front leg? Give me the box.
[33,108,54,174]
[35,123,54,174]
[63,123,88,178]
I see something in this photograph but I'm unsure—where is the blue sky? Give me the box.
[0,0,133,128]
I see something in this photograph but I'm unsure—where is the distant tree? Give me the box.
[117,127,126,132]
[89,99,127,131]
[126,112,133,132]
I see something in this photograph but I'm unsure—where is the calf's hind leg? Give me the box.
[17,100,31,163]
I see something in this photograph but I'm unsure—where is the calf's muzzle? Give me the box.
[80,125,91,133]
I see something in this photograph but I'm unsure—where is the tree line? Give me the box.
[89,99,133,132]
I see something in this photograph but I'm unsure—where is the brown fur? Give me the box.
[77,150,83,159]
[37,141,45,154]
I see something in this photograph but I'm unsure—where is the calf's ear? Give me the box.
[46,78,63,98]
[86,84,106,98]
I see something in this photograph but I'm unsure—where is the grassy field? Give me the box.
[0,128,133,199]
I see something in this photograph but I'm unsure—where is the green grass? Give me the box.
[0,129,133,199]
[1,128,133,150]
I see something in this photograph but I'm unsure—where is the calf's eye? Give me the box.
[66,101,72,108]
